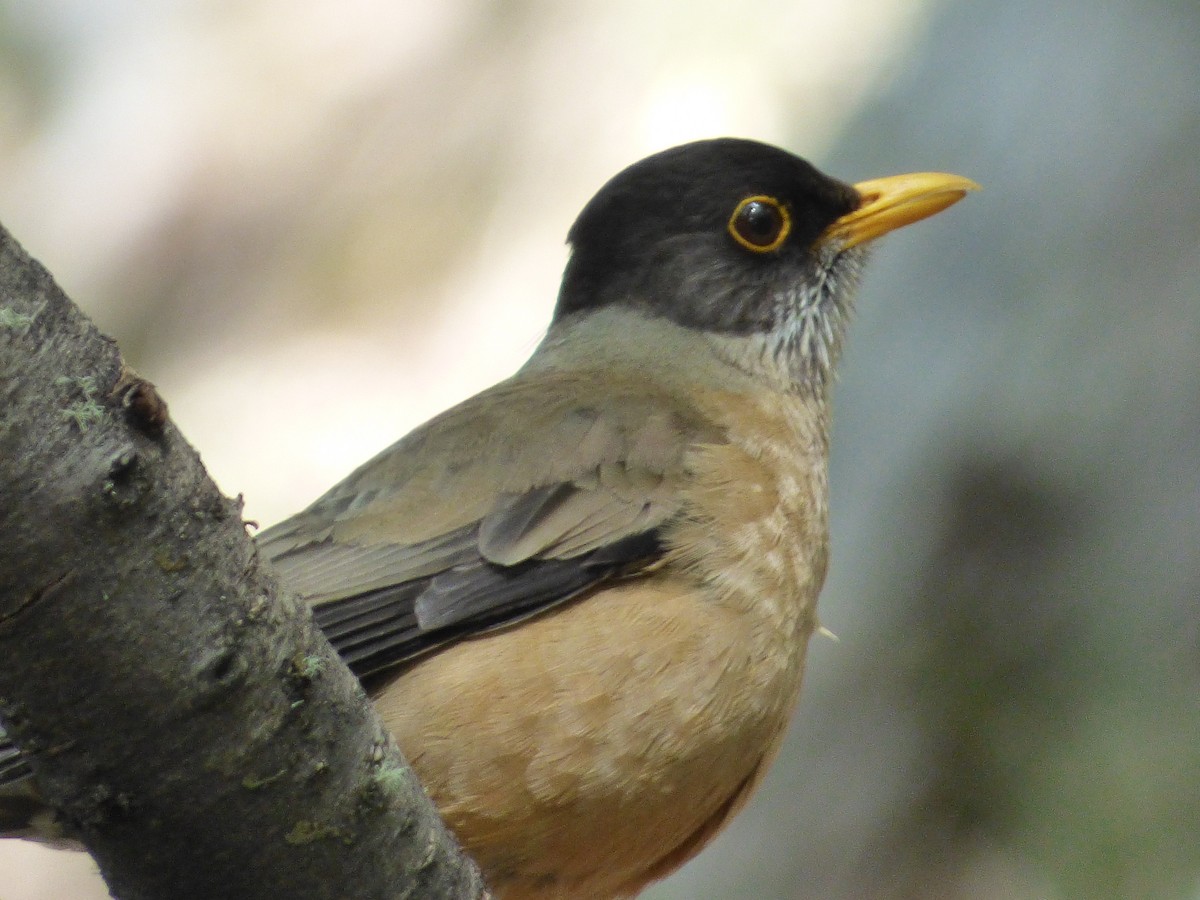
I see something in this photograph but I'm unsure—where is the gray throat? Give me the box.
[706,245,868,392]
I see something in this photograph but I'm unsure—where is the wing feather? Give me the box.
[258,368,724,679]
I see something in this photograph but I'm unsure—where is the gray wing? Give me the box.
[0,729,29,784]
[0,727,36,826]
[258,369,723,678]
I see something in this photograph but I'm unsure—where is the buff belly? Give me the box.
[372,574,815,899]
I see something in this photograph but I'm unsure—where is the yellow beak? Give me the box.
[822,172,980,250]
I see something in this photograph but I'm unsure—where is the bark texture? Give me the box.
[0,224,486,900]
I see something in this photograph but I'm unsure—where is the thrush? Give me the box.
[0,138,976,899]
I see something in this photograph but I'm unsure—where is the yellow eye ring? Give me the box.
[727,195,791,253]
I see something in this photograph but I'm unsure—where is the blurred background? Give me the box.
[1,0,1197,897]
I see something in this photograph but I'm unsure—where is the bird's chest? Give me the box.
[382,390,833,898]
[671,389,831,660]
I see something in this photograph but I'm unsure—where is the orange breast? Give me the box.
[373,388,831,898]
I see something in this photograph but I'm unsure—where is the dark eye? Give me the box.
[727,195,791,253]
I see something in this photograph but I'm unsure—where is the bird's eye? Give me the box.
[727,195,791,253]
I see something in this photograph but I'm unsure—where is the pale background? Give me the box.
[1,0,1198,897]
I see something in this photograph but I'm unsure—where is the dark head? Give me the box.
[553,138,976,384]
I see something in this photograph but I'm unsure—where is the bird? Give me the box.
[0,138,976,898]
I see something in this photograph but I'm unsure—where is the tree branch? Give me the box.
[0,223,487,900]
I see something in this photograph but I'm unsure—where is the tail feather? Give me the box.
[0,734,32,784]
[0,731,68,843]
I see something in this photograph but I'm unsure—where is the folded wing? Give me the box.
[258,371,723,678]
